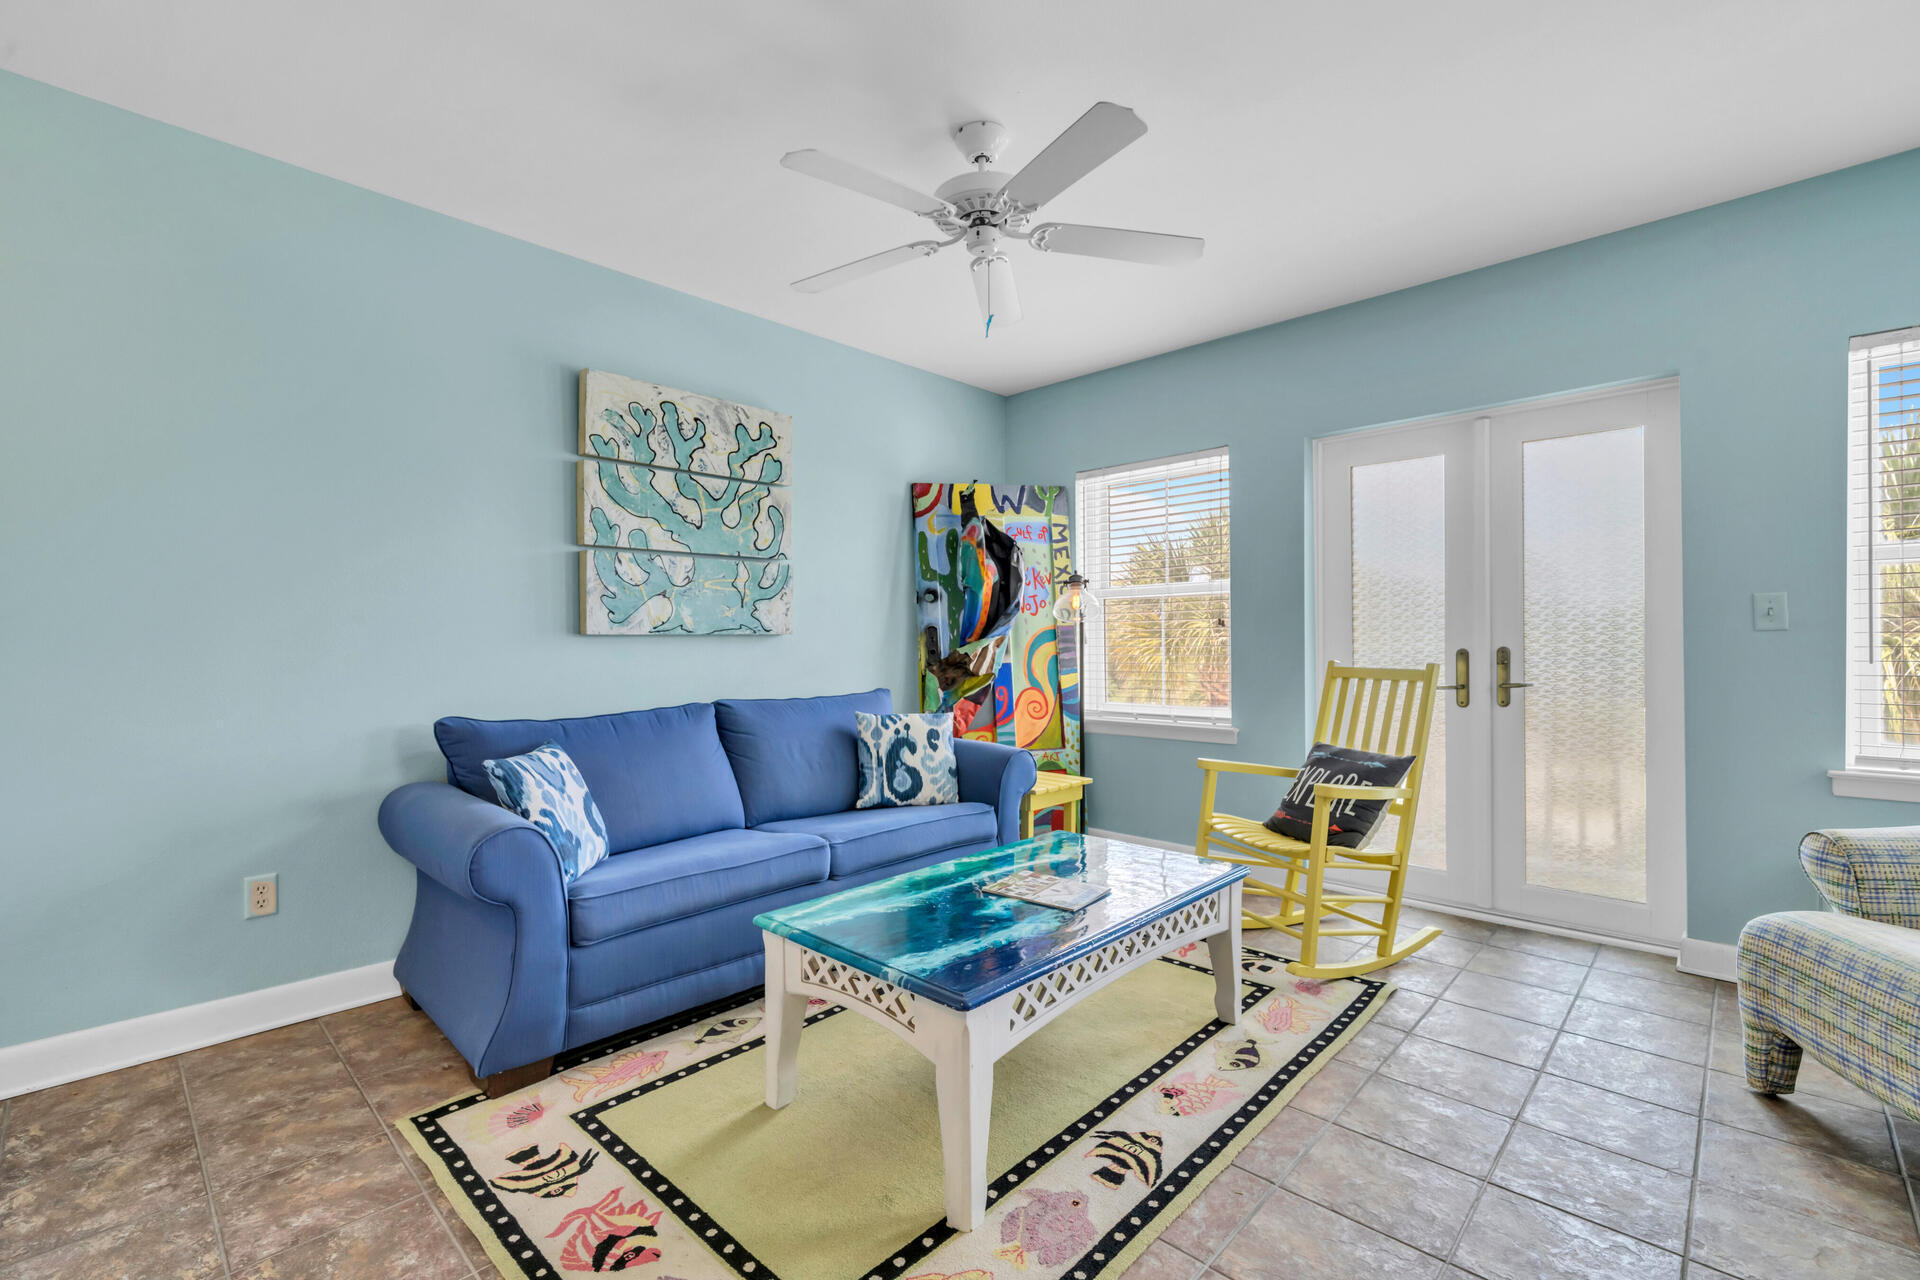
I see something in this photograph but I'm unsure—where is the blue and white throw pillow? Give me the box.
[482,743,611,881]
[855,712,960,809]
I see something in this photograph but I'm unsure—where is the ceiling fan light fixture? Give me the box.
[971,252,1021,336]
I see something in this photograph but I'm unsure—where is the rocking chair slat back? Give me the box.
[1310,663,1438,831]
[1195,659,1443,980]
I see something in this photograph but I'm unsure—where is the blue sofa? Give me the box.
[377,689,1035,1092]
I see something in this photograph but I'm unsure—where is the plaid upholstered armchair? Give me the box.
[1737,828,1920,1119]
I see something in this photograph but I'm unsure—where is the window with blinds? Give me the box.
[1847,326,1920,772]
[1075,448,1232,737]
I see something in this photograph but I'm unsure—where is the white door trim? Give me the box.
[1311,378,1686,944]
[1312,416,1491,909]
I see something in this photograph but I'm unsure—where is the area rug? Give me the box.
[403,944,1390,1280]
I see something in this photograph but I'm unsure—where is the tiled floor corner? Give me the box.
[4,913,1918,1279]
[1122,911,1920,1280]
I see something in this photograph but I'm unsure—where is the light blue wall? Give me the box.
[0,72,1007,1048]
[1006,147,1920,946]
[9,65,1919,1051]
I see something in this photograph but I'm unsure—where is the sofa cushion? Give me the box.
[566,828,830,945]
[715,689,892,826]
[436,702,745,854]
[757,802,996,879]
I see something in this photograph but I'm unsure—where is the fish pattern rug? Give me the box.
[403,944,1390,1280]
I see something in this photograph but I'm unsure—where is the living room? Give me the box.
[4,5,1920,1279]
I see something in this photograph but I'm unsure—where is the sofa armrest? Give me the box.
[955,739,1038,845]
[378,781,571,1078]
[1800,828,1920,928]
[379,781,565,901]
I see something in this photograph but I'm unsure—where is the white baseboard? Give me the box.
[0,961,401,1101]
[1678,936,1740,982]
[1089,826,1686,959]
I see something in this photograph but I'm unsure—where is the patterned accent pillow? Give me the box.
[482,743,611,881]
[1264,741,1415,848]
[854,712,960,809]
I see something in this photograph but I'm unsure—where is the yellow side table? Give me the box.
[1020,772,1092,838]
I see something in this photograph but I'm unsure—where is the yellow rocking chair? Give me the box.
[1195,660,1442,979]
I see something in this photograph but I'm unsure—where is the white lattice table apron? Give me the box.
[759,882,1243,1231]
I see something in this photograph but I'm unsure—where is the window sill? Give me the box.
[1829,768,1920,802]
[1085,717,1239,744]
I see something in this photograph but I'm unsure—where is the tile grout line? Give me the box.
[1888,1103,1920,1249]
[1202,932,1494,1276]
[318,1015,478,1272]
[1256,930,1726,1275]
[1674,984,1723,1277]
[177,1057,236,1280]
[1427,944,1701,1272]
[1170,931,1417,1280]
[1427,944,1589,1275]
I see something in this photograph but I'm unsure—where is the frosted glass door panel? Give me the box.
[1519,427,1647,902]
[1350,455,1447,871]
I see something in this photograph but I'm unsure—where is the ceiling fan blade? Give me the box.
[971,254,1022,335]
[995,102,1147,213]
[780,149,951,217]
[790,241,945,293]
[1029,222,1204,265]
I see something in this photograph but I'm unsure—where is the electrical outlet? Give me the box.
[245,874,278,918]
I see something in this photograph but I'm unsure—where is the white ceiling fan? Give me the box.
[781,102,1204,335]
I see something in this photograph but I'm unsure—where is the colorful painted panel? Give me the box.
[582,550,792,636]
[579,459,791,559]
[912,483,1080,791]
[580,370,791,485]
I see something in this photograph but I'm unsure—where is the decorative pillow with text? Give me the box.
[1264,742,1415,848]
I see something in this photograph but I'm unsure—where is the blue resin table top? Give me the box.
[754,832,1246,1011]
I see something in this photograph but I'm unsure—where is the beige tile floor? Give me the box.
[2,910,1916,1279]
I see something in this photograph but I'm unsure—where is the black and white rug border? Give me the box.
[408,950,1388,1280]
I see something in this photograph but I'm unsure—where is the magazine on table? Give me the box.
[981,870,1110,912]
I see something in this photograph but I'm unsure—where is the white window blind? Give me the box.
[1076,447,1232,733]
[1847,326,1920,771]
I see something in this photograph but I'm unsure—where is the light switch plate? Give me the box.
[1753,592,1789,631]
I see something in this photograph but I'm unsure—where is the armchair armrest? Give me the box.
[955,738,1039,845]
[1197,758,1301,779]
[1800,828,1920,928]
[1312,784,1411,805]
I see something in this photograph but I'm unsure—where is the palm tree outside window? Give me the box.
[1075,448,1233,742]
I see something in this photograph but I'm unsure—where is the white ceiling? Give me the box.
[7,1,1920,394]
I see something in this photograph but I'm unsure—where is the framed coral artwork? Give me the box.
[577,370,793,635]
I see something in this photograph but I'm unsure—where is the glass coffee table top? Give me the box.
[754,831,1246,1010]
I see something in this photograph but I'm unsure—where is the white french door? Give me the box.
[1313,381,1684,943]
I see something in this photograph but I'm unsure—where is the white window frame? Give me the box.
[1834,325,1920,800]
[1075,447,1236,743]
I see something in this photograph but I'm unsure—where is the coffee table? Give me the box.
[753,831,1248,1231]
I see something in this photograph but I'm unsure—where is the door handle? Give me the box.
[1495,645,1532,707]
[1436,647,1470,708]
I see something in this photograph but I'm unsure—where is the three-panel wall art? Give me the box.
[577,369,794,635]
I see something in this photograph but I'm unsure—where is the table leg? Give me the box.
[762,935,807,1109]
[1019,795,1035,839]
[1205,886,1243,1026]
[932,1014,993,1231]
[1066,796,1082,833]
